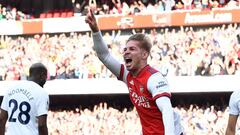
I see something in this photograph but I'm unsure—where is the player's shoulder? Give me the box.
[146,66,159,74]
[149,71,166,81]
[147,71,169,88]
[138,65,161,79]
[230,90,240,100]
[21,80,43,90]
[18,81,47,94]
[5,80,31,90]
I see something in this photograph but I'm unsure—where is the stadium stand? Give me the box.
[0,24,240,80]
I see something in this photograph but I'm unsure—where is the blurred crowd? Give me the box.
[0,0,240,20]
[0,23,240,80]
[74,0,240,16]
[47,102,236,135]
[0,4,30,20]
[48,103,141,135]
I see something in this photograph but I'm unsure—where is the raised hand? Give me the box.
[85,9,99,33]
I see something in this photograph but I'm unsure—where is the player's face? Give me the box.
[123,40,146,73]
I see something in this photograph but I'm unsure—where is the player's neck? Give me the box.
[131,64,148,77]
[28,76,33,81]
[28,77,38,86]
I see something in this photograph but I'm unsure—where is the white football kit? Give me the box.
[229,90,240,116]
[1,80,49,135]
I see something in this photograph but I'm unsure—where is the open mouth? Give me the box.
[125,58,132,66]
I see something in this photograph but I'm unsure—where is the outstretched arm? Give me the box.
[85,9,123,78]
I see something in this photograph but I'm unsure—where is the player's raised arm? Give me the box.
[85,9,123,78]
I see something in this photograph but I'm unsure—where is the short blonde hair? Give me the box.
[126,33,152,53]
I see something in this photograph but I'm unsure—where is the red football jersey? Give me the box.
[119,65,171,135]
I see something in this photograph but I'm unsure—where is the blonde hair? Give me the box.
[126,33,152,53]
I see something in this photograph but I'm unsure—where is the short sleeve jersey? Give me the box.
[229,90,240,115]
[118,65,171,135]
[1,80,49,135]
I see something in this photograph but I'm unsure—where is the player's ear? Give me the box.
[142,50,149,60]
[39,71,47,80]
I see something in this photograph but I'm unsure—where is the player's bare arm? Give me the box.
[38,114,48,135]
[225,114,238,135]
[0,109,8,135]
